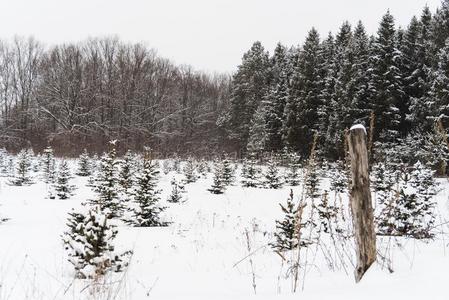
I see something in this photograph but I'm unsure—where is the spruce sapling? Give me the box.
[129,149,167,227]
[263,156,283,189]
[208,161,226,194]
[76,149,91,176]
[55,160,75,200]
[62,206,132,279]
[167,177,186,203]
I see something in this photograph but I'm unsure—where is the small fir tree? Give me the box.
[241,153,261,188]
[62,206,132,279]
[285,151,302,186]
[76,149,91,177]
[54,161,75,200]
[167,177,186,203]
[315,191,339,234]
[271,190,300,251]
[221,157,235,185]
[118,150,135,200]
[329,161,348,194]
[263,156,283,189]
[208,162,226,194]
[129,150,167,227]
[197,159,210,178]
[10,149,33,186]
[91,141,123,218]
[162,159,172,175]
[183,158,199,184]
[41,146,55,183]
[0,148,9,176]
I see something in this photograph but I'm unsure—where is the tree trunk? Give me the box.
[347,125,376,283]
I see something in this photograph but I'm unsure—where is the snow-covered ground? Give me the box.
[0,159,448,300]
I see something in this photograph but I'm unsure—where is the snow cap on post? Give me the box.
[350,124,366,134]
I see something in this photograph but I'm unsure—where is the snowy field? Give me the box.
[0,156,448,300]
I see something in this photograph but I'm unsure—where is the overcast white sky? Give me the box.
[0,0,442,73]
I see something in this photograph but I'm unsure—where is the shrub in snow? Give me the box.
[10,149,33,186]
[183,158,199,184]
[62,206,132,279]
[208,161,226,194]
[76,149,92,177]
[128,152,167,227]
[91,142,124,218]
[54,161,76,200]
[241,153,261,188]
[167,177,186,203]
[263,157,283,189]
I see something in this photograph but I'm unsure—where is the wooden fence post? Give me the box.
[347,124,376,283]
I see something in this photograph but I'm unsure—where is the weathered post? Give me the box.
[347,124,376,283]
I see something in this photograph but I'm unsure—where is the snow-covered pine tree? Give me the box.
[41,146,55,183]
[430,39,449,132]
[183,158,198,184]
[421,121,449,175]
[62,206,132,279]
[91,141,123,218]
[167,177,186,203]
[241,152,261,188]
[10,149,33,186]
[0,148,9,177]
[285,151,302,186]
[370,11,405,143]
[129,150,166,227]
[222,41,270,151]
[208,161,226,194]
[264,43,290,152]
[329,160,348,194]
[172,154,181,173]
[348,21,372,126]
[431,0,449,53]
[263,156,283,189]
[246,103,267,153]
[325,22,354,157]
[118,150,135,200]
[221,157,235,186]
[162,159,171,175]
[282,28,323,156]
[31,150,40,173]
[197,159,210,178]
[55,161,75,200]
[76,149,91,177]
[374,160,438,239]
[406,161,438,238]
[271,189,301,251]
[371,161,397,235]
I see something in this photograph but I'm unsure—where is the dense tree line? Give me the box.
[221,1,449,160]
[1,1,449,160]
[0,38,230,156]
